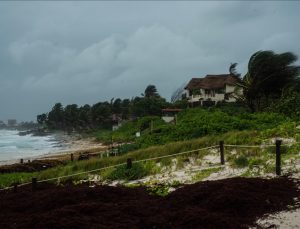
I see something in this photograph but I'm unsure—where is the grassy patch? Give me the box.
[0,172,37,188]
[192,167,222,181]
[233,155,249,168]
[105,163,147,181]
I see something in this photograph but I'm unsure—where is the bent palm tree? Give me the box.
[238,50,300,112]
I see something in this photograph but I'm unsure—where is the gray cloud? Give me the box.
[0,1,300,121]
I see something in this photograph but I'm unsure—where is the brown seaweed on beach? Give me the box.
[0,177,299,228]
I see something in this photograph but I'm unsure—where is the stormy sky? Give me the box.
[0,1,299,122]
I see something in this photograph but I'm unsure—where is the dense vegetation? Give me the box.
[37,85,187,131]
[96,107,292,149]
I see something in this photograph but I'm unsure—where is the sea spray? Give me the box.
[0,129,66,162]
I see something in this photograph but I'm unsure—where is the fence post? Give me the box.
[20,159,23,164]
[150,120,153,133]
[219,141,225,165]
[276,140,282,176]
[70,153,74,162]
[127,158,132,169]
[111,136,113,154]
[32,177,37,191]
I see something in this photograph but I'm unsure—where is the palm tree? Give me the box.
[237,50,300,112]
[144,85,160,98]
[229,63,241,79]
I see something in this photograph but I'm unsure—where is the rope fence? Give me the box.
[1,140,299,192]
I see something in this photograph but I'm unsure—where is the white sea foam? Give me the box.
[0,129,66,162]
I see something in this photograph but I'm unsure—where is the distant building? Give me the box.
[0,120,6,128]
[111,114,122,131]
[7,119,17,127]
[161,108,182,123]
[184,74,241,106]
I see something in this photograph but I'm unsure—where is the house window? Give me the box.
[192,89,202,96]
[215,88,225,94]
[224,93,231,100]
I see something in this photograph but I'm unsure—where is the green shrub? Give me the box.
[192,167,221,181]
[249,158,264,168]
[148,184,170,197]
[234,155,249,168]
[106,163,147,181]
[118,143,140,154]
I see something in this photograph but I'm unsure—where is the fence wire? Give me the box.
[0,145,218,191]
[1,141,299,192]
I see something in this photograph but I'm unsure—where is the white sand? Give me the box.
[254,208,300,229]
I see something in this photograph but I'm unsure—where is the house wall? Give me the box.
[225,85,239,102]
[162,116,175,123]
[225,85,235,93]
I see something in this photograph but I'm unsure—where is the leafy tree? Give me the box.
[237,50,300,112]
[229,63,241,79]
[91,102,112,128]
[78,104,92,128]
[121,99,131,119]
[37,113,47,125]
[47,103,64,129]
[64,104,79,130]
[144,85,160,98]
[268,89,300,120]
[112,98,122,114]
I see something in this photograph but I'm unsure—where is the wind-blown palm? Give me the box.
[237,50,300,112]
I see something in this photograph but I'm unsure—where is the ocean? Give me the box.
[0,129,67,163]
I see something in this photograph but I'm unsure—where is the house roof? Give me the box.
[185,74,238,90]
[162,108,182,112]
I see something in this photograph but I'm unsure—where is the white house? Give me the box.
[184,74,240,106]
[161,108,182,123]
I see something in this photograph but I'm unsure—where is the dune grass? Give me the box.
[1,122,300,188]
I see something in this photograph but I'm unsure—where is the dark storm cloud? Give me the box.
[0,1,299,121]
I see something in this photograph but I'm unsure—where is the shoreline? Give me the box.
[0,133,107,166]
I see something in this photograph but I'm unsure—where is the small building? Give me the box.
[111,114,122,131]
[0,120,6,128]
[161,108,182,123]
[184,74,240,106]
[7,119,17,127]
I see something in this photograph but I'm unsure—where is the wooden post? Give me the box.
[174,115,177,125]
[32,177,37,191]
[70,153,74,162]
[276,140,282,176]
[219,141,225,165]
[150,120,153,133]
[111,136,113,155]
[20,159,23,164]
[127,158,132,169]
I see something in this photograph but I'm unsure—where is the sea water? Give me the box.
[0,129,66,163]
